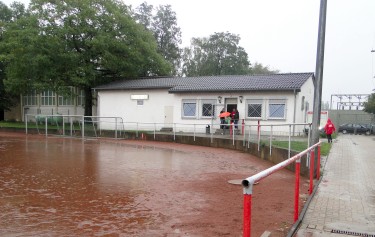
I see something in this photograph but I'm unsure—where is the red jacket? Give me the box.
[324,119,336,135]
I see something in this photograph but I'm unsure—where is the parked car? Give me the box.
[338,123,372,135]
[359,124,374,134]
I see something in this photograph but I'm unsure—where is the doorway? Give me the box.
[225,98,238,113]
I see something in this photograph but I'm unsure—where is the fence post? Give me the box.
[317,145,321,180]
[62,116,65,136]
[173,123,176,141]
[70,117,73,137]
[247,125,251,149]
[154,123,156,140]
[115,117,118,139]
[25,115,28,135]
[82,116,85,139]
[309,150,315,195]
[257,120,260,138]
[194,124,196,142]
[270,125,273,156]
[45,117,48,138]
[294,157,301,222]
[257,125,261,152]
[243,184,253,237]
[242,119,245,135]
[288,125,292,159]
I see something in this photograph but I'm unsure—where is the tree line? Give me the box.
[1,0,278,116]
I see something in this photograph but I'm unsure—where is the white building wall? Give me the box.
[97,77,314,135]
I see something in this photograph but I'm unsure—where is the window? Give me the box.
[77,89,85,106]
[247,99,263,118]
[268,99,286,119]
[41,90,56,106]
[58,87,74,106]
[23,91,38,106]
[201,100,215,117]
[182,100,197,118]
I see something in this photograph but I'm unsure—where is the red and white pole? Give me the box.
[317,145,321,180]
[242,119,245,135]
[230,121,233,136]
[294,158,301,222]
[309,151,315,195]
[243,193,252,237]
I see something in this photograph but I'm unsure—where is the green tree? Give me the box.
[0,1,27,114]
[363,93,375,114]
[2,0,171,116]
[250,62,279,74]
[134,2,182,75]
[182,32,251,76]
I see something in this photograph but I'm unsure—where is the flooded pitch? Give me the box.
[0,132,308,236]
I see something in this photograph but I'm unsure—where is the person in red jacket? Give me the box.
[324,118,336,143]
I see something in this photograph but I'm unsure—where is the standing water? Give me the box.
[0,133,304,236]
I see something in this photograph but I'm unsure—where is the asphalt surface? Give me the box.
[295,134,375,236]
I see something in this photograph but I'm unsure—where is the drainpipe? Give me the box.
[293,89,297,136]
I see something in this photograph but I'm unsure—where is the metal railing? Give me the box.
[241,141,322,237]
[25,114,125,139]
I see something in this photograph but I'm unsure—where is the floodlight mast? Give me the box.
[310,0,328,177]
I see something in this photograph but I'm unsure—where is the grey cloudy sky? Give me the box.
[3,0,375,103]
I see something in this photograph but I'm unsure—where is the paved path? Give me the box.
[295,135,375,237]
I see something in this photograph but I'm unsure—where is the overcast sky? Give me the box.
[3,0,375,103]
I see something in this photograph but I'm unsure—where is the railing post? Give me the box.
[154,123,156,140]
[309,150,315,195]
[173,123,176,141]
[257,125,261,152]
[115,117,118,139]
[288,124,292,159]
[61,116,65,136]
[70,117,73,137]
[294,158,301,222]
[136,122,139,138]
[25,115,28,135]
[82,116,85,139]
[247,125,251,149]
[243,184,253,237]
[242,119,245,135]
[45,117,48,138]
[317,145,321,180]
[270,125,273,156]
[193,124,196,142]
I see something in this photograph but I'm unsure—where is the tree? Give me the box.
[250,62,279,74]
[134,3,182,75]
[0,1,27,114]
[182,32,251,76]
[363,93,375,114]
[2,0,171,116]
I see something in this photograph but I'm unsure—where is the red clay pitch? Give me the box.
[0,132,309,236]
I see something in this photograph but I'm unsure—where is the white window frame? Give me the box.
[200,99,216,118]
[41,90,56,106]
[182,100,197,119]
[268,99,287,120]
[58,87,74,106]
[23,91,38,106]
[246,99,263,119]
[77,89,85,106]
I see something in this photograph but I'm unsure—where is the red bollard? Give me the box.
[294,159,301,222]
[243,194,252,237]
[230,121,233,135]
[257,120,260,137]
[317,146,321,180]
[309,151,314,195]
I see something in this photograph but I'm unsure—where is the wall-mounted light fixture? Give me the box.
[218,96,222,104]
[239,96,243,103]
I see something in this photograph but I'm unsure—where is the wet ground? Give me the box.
[0,132,309,236]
